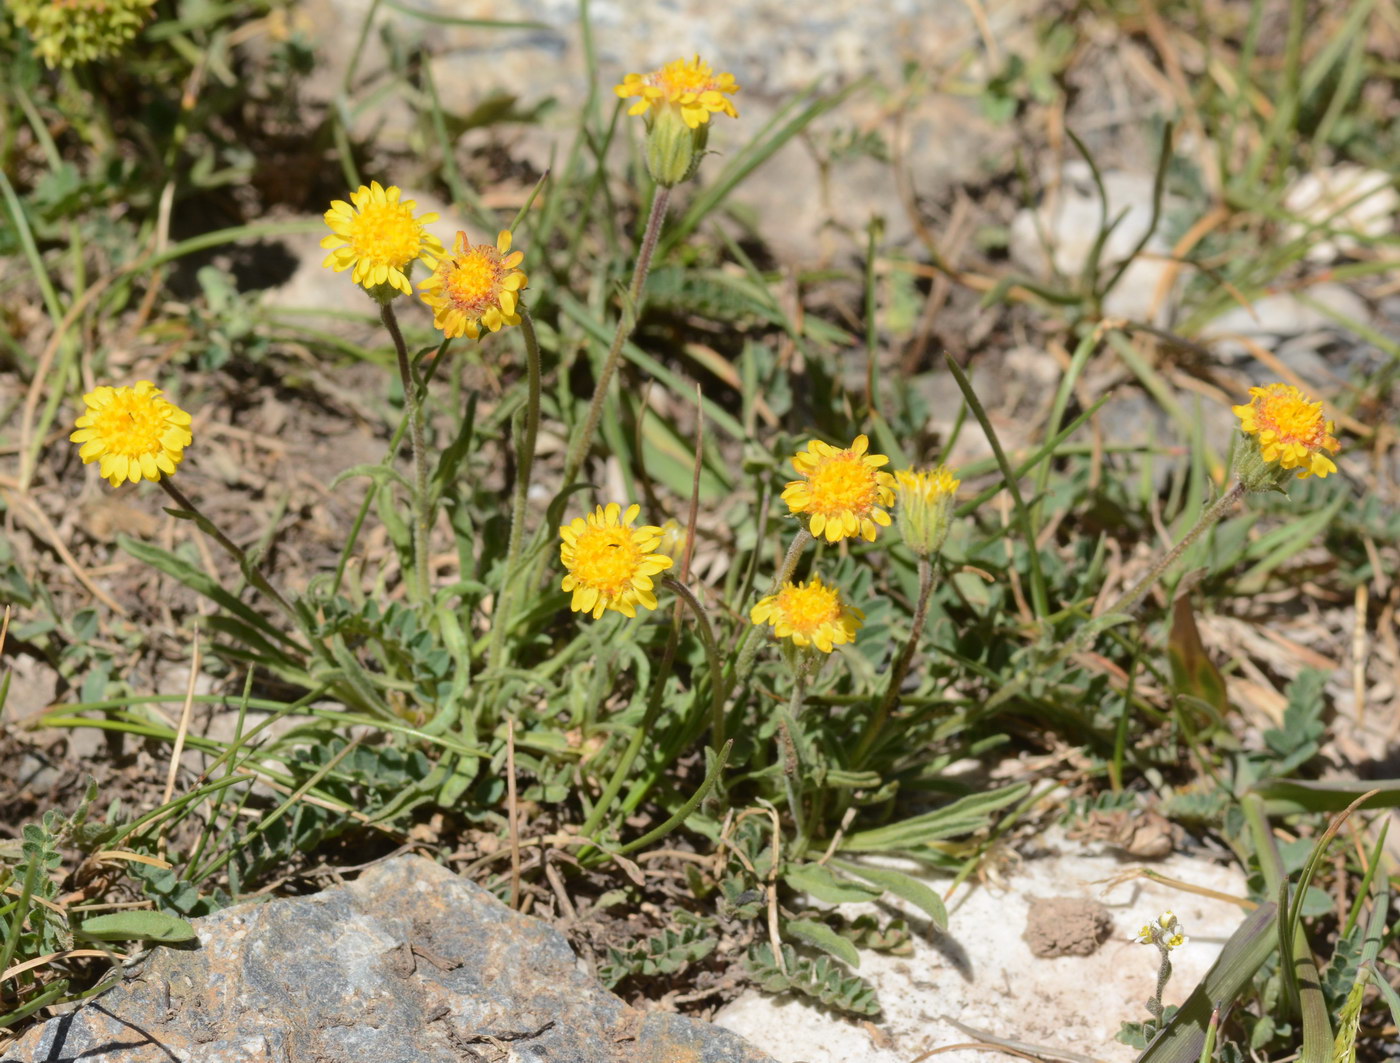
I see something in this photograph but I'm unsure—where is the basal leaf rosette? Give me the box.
[782,434,896,543]
[10,0,156,68]
[560,503,674,620]
[1231,383,1340,491]
[71,381,193,487]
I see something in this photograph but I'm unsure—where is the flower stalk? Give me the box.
[853,555,938,767]
[488,307,543,673]
[380,300,433,607]
[561,184,671,487]
[157,478,296,621]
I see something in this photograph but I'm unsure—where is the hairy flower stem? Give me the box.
[561,185,671,487]
[487,309,543,675]
[662,577,726,754]
[1098,480,1247,624]
[853,556,937,768]
[380,301,432,607]
[782,664,813,857]
[1146,947,1172,1030]
[577,623,681,846]
[158,479,296,621]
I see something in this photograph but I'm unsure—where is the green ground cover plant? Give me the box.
[1,0,1397,1059]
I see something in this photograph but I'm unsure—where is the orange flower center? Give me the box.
[806,456,879,516]
[1252,390,1331,448]
[89,392,171,457]
[441,247,505,316]
[649,59,723,96]
[772,582,843,636]
[348,202,425,268]
[570,526,646,596]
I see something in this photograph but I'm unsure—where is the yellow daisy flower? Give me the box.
[782,434,896,543]
[1232,383,1340,480]
[560,503,674,620]
[893,466,960,558]
[70,381,193,488]
[750,575,863,654]
[418,229,527,340]
[321,181,445,298]
[614,55,740,130]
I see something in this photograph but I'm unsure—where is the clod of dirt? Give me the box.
[1023,896,1114,958]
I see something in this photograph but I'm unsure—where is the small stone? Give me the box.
[1283,164,1398,263]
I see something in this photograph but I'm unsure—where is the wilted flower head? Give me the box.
[893,466,960,558]
[614,55,739,186]
[750,575,863,654]
[782,434,896,544]
[1232,382,1340,490]
[559,503,673,620]
[70,381,192,487]
[321,182,445,301]
[10,0,156,68]
[418,229,527,340]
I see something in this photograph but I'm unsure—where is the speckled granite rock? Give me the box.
[3,855,774,1063]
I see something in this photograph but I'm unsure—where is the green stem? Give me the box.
[381,301,432,606]
[662,576,725,754]
[158,479,296,621]
[727,528,813,696]
[853,556,937,767]
[1099,481,1246,622]
[561,184,671,486]
[488,308,542,674]
[782,666,812,857]
[577,621,680,843]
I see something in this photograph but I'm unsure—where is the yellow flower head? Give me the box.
[321,182,445,299]
[782,434,896,543]
[10,0,156,68]
[70,381,193,488]
[750,575,864,654]
[893,466,960,558]
[560,503,674,620]
[418,229,527,340]
[615,55,740,130]
[1232,383,1340,482]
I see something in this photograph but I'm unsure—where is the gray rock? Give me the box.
[3,855,774,1063]
[280,0,1041,264]
[1009,161,1185,324]
[1197,283,1371,359]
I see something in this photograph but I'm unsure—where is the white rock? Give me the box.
[1009,161,1183,324]
[1284,164,1398,263]
[714,830,1249,1063]
[1198,282,1371,359]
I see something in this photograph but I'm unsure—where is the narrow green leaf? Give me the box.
[786,918,861,969]
[75,911,197,944]
[841,784,1030,852]
[783,862,881,905]
[829,860,948,930]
